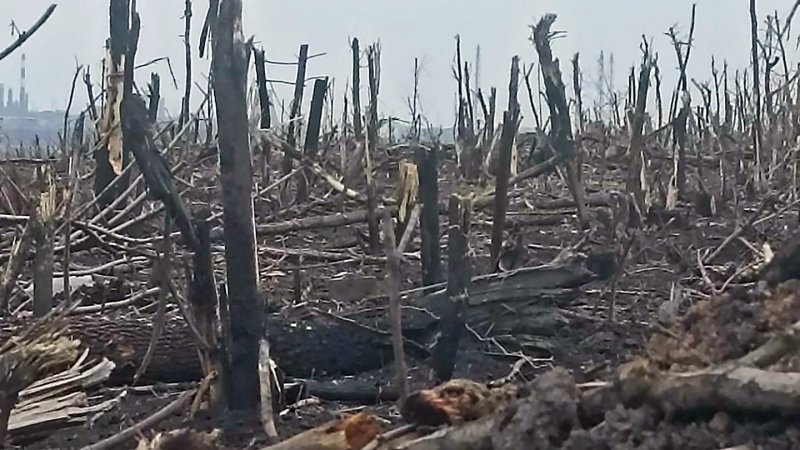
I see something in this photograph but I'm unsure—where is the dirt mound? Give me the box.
[646,281,800,371]
[491,369,800,450]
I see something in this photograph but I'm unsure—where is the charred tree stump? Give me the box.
[383,211,408,403]
[254,47,271,130]
[532,15,589,229]
[93,0,130,207]
[626,42,654,223]
[416,145,442,287]
[212,0,263,410]
[432,194,471,382]
[31,168,55,318]
[281,43,309,182]
[365,45,382,254]
[148,73,160,122]
[296,78,328,203]
[491,110,518,270]
[190,211,224,410]
[351,38,363,141]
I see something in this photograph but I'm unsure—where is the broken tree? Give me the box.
[211,0,264,410]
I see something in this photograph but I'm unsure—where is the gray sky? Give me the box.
[0,1,793,126]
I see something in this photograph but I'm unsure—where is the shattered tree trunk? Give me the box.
[190,211,223,410]
[491,110,517,269]
[31,168,56,318]
[296,78,328,203]
[281,44,309,179]
[532,14,589,229]
[93,0,130,207]
[351,38,363,140]
[365,45,381,254]
[417,145,442,287]
[627,45,654,221]
[212,0,263,410]
[432,194,471,382]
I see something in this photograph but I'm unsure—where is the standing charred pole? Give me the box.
[296,78,328,203]
[365,44,381,253]
[491,57,520,269]
[179,0,192,128]
[212,0,263,410]
[351,38,363,140]
[281,44,309,179]
[432,194,471,382]
[532,14,589,229]
[750,0,765,190]
[253,47,272,185]
[417,144,442,287]
[627,41,654,222]
[93,0,130,207]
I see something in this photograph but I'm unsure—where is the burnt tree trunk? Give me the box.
[179,0,192,128]
[212,0,263,410]
[148,73,160,122]
[190,210,224,409]
[491,110,517,270]
[532,14,589,229]
[93,0,130,207]
[416,144,442,287]
[365,45,381,254]
[351,38,363,140]
[281,44,309,180]
[432,194,471,382]
[254,47,271,130]
[296,78,328,203]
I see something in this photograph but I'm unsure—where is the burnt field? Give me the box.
[3,1,800,450]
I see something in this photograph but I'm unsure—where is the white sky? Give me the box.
[0,0,794,127]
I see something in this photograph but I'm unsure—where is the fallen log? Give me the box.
[0,264,598,384]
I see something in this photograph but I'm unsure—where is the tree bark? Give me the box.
[490,111,517,269]
[432,195,471,382]
[296,78,328,203]
[415,145,442,287]
[212,0,263,410]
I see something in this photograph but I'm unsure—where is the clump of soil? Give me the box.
[492,369,800,450]
[646,280,800,370]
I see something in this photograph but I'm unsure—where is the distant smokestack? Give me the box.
[0,84,5,111]
[19,53,27,113]
[7,88,14,114]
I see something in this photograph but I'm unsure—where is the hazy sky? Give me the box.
[0,0,794,126]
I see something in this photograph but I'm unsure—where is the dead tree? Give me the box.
[190,211,223,409]
[296,78,328,203]
[750,0,765,190]
[627,40,654,222]
[31,168,56,318]
[365,44,381,254]
[351,38,363,140]
[383,212,408,403]
[572,53,585,134]
[432,194,471,382]
[212,0,263,410]
[148,73,160,122]
[93,0,130,207]
[417,144,442,287]
[179,0,193,128]
[254,47,271,130]
[491,80,519,270]
[531,14,589,229]
[281,44,309,179]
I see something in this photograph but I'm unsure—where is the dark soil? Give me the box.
[13,132,800,449]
